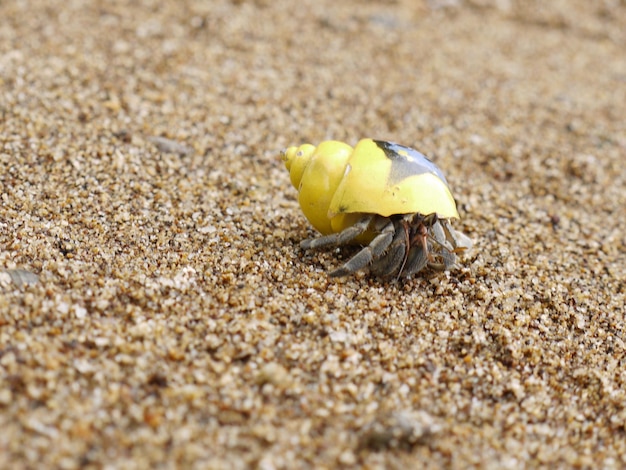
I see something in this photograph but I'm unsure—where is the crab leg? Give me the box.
[300,215,375,250]
[330,219,396,277]
[369,219,410,278]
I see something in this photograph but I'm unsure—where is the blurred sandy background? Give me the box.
[1,0,625,468]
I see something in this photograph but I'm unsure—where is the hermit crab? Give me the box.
[281,139,472,278]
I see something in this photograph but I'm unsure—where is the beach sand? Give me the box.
[1,0,625,468]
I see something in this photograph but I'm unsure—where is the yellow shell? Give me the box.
[282,139,459,238]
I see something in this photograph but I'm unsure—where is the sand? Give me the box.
[1,0,625,468]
